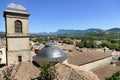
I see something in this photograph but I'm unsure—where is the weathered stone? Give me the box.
[4,3,31,65]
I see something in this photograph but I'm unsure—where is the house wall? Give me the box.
[80,57,112,70]
[0,48,6,64]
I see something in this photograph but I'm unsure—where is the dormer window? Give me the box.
[15,20,22,33]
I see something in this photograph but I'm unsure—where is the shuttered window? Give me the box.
[15,20,22,33]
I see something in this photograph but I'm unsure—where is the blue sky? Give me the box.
[0,0,120,33]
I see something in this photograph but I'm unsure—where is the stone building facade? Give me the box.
[0,47,6,64]
[3,3,31,65]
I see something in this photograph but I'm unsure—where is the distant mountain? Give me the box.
[54,29,82,35]
[34,28,103,36]
[37,32,49,35]
[55,29,77,34]
[107,28,120,33]
[85,28,120,40]
[1,28,120,36]
[0,31,5,35]
[0,31,5,38]
[108,28,120,31]
[85,28,103,32]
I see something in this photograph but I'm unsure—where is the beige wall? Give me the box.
[7,50,30,64]
[6,15,29,35]
[7,38,30,51]
[5,13,30,65]
[80,57,112,70]
[0,48,6,64]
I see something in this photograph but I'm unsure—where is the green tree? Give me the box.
[84,41,96,48]
[75,41,84,48]
[37,60,58,80]
[106,70,120,80]
[62,39,73,44]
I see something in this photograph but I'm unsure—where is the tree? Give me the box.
[106,70,120,80]
[37,60,58,80]
[76,41,84,48]
[62,39,73,44]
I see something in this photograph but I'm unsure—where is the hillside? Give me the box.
[1,28,120,38]
[33,28,103,35]
[87,28,120,40]
[32,28,120,36]
[0,32,5,38]
[0,32,5,34]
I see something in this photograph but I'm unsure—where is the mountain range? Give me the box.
[0,28,120,36]
[33,28,120,36]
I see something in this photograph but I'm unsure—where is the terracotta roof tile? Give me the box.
[93,65,120,79]
[68,50,112,65]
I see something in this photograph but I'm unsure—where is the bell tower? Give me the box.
[4,3,30,65]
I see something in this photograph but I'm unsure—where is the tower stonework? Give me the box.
[4,3,30,65]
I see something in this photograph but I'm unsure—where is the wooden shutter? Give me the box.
[15,20,22,33]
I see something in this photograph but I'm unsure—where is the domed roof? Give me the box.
[5,3,29,14]
[33,42,68,62]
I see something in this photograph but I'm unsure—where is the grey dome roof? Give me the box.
[33,42,67,62]
[5,3,29,14]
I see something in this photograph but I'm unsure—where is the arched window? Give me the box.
[15,20,22,33]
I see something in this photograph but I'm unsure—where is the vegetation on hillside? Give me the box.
[76,40,97,48]
[30,28,120,51]
[0,32,5,38]
[32,33,120,51]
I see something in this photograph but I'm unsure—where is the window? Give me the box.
[0,51,2,54]
[0,58,1,63]
[15,20,22,33]
[18,56,22,63]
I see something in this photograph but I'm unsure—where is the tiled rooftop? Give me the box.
[68,50,112,66]
[93,64,120,80]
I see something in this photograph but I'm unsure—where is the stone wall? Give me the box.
[7,38,30,51]
[5,12,30,65]
[80,57,112,70]
[5,15,29,35]
[7,50,31,64]
[0,48,6,64]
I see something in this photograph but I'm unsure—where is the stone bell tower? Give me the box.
[3,3,30,65]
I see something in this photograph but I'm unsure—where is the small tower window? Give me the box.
[0,51,2,54]
[15,20,22,33]
[0,58,1,63]
[18,56,22,63]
